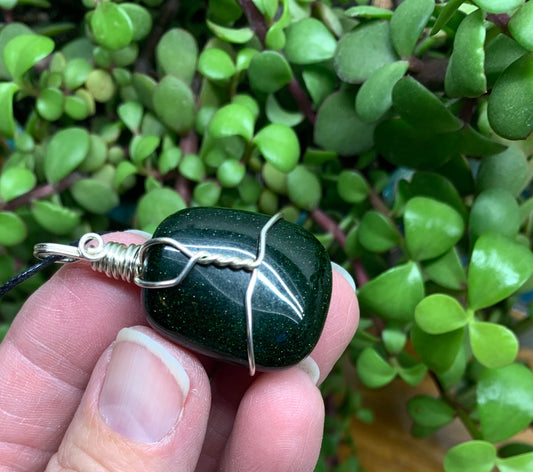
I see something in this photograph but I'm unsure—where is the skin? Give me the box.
[0,232,359,472]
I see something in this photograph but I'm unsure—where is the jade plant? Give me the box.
[1,0,533,470]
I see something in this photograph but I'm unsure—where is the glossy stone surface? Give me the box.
[142,207,332,371]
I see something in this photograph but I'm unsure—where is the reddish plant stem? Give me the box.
[288,77,316,125]
[311,208,369,287]
[486,13,510,34]
[2,8,13,23]
[0,172,83,212]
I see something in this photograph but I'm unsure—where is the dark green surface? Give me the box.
[142,207,332,371]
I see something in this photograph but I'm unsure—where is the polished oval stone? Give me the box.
[141,207,332,371]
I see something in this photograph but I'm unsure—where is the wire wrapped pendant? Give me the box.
[33,207,332,375]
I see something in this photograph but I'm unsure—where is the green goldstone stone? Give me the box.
[142,207,332,371]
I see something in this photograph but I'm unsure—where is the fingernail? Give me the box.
[331,262,356,291]
[297,356,320,385]
[99,327,190,443]
[125,229,153,239]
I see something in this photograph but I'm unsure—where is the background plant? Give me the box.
[1,0,533,470]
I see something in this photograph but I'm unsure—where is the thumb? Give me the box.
[46,326,211,472]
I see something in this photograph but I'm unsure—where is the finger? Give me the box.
[310,265,359,384]
[219,368,324,472]
[196,265,358,470]
[46,326,211,472]
[0,232,148,471]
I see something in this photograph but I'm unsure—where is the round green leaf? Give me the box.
[0,82,19,138]
[0,211,26,246]
[179,153,205,182]
[484,34,527,87]
[91,3,133,51]
[86,69,115,102]
[488,53,533,140]
[444,441,496,472]
[118,101,143,133]
[390,0,434,58]
[253,123,300,173]
[31,200,80,235]
[63,58,93,90]
[382,328,407,355]
[509,2,533,51]
[137,187,186,232]
[64,95,89,120]
[284,18,336,65]
[121,3,152,42]
[477,146,528,196]
[345,5,394,19]
[355,61,408,122]
[286,165,321,210]
[404,197,465,261]
[358,261,425,321]
[478,364,533,442]
[156,28,198,85]
[208,103,255,141]
[0,167,36,202]
[314,90,375,155]
[356,347,396,388]
[337,170,370,203]
[4,34,54,81]
[45,128,90,183]
[130,135,160,164]
[411,324,465,374]
[217,159,246,187]
[158,147,182,174]
[193,181,221,206]
[0,23,33,80]
[358,210,400,252]
[444,10,487,98]
[262,161,287,194]
[393,77,463,133]
[206,20,254,44]
[415,294,470,334]
[468,232,533,310]
[334,20,397,84]
[302,64,337,106]
[421,248,467,290]
[114,160,137,190]
[265,94,304,127]
[238,175,261,204]
[498,453,533,472]
[469,321,519,368]
[472,0,524,14]
[198,48,236,82]
[408,395,455,428]
[71,179,119,214]
[153,75,195,134]
[469,188,521,240]
[248,51,293,93]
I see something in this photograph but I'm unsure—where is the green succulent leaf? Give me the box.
[445,10,487,98]
[484,34,527,87]
[408,395,455,428]
[411,324,464,373]
[284,18,336,65]
[345,5,394,19]
[253,123,300,173]
[472,0,523,14]
[248,51,293,93]
[497,453,533,472]
[477,364,533,442]
[71,179,119,214]
[0,82,19,138]
[208,103,255,141]
[45,128,90,184]
[337,170,370,203]
[156,28,198,85]
[488,53,533,140]
[137,187,186,233]
[286,165,321,210]
[217,159,246,188]
[302,64,337,106]
[358,261,424,321]
[90,2,133,51]
[31,200,80,235]
[206,20,254,44]
[421,248,467,290]
[415,294,470,335]
[0,211,26,246]
[444,441,496,472]
[335,20,398,83]
[509,2,533,51]
[63,58,93,90]
[393,77,463,133]
[469,321,518,369]
[118,101,143,133]
[477,146,528,196]
[0,167,36,202]
[356,347,396,388]
[265,94,303,127]
[355,61,408,122]
[468,232,533,310]
[358,211,400,253]
[114,160,137,190]
[179,153,205,182]
[193,181,221,206]
[4,33,54,81]
[121,3,152,42]
[390,0,434,58]
[315,90,375,155]
[469,188,521,240]
[130,135,160,165]
[153,76,195,134]
[404,197,465,261]
[198,48,236,82]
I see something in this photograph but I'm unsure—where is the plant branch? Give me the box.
[486,13,510,34]
[0,173,83,212]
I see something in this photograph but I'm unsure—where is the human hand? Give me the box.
[0,232,359,472]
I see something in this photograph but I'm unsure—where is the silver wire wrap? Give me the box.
[33,212,284,376]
